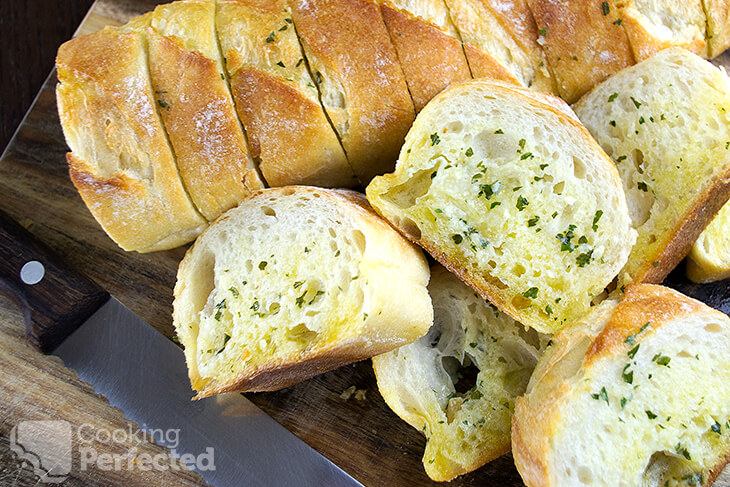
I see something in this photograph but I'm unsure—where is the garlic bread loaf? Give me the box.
[616,0,709,60]
[574,48,730,287]
[527,0,635,103]
[705,0,730,57]
[687,203,730,283]
[379,0,472,112]
[215,0,356,188]
[512,284,730,487]
[373,265,548,481]
[173,186,433,397]
[145,0,264,221]
[56,25,207,252]
[367,80,635,334]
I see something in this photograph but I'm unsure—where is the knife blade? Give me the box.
[0,210,362,487]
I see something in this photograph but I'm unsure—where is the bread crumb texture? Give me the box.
[373,266,549,481]
[513,284,730,487]
[367,80,635,334]
[173,187,432,396]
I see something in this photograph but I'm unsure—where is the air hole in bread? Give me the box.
[445,121,464,134]
[512,263,526,277]
[577,465,594,484]
[573,157,587,179]
[261,206,276,217]
[352,230,366,254]
[632,149,645,174]
[512,295,532,309]
[286,323,318,343]
[244,259,253,273]
[382,168,435,209]
[329,227,337,238]
[395,216,421,240]
[705,322,723,333]
[488,259,497,269]
[553,181,565,194]
[647,234,657,244]
[280,188,295,196]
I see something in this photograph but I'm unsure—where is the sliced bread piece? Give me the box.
[687,202,730,283]
[289,0,416,183]
[512,284,730,487]
[373,265,549,481]
[573,48,730,287]
[444,0,555,93]
[215,0,357,188]
[366,80,635,334]
[616,0,709,60]
[145,0,264,221]
[703,0,730,57]
[527,0,636,103]
[379,0,472,112]
[173,186,433,397]
[56,25,207,252]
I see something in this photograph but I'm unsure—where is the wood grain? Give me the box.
[0,1,729,486]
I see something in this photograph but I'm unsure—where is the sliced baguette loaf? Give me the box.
[373,265,548,481]
[512,284,730,487]
[379,0,472,112]
[527,0,636,103]
[573,48,730,287]
[145,0,264,221]
[173,186,433,397]
[56,25,207,252]
[687,202,730,283]
[616,0,709,60]
[366,80,635,334]
[215,0,357,188]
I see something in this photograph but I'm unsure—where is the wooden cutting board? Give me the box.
[1,1,729,485]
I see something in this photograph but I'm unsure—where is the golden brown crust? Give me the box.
[229,67,358,188]
[290,0,416,183]
[56,27,206,252]
[380,1,472,111]
[631,170,730,285]
[463,43,523,83]
[216,0,356,188]
[584,284,706,366]
[146,29,263,221]
[527,0,635,103]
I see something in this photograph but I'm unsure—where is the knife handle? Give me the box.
[0,209,109,353]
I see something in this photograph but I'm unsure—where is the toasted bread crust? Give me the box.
[527,0,635,103]
[230,67,357,188]
[290,0,416,183]
[463,43,523,83]
[380,1,472,111]
[56,27,206,252]
[147,29,263,221]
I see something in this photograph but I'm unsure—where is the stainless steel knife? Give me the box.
[0,209,362,487]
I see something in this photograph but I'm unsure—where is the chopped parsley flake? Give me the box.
[259,261,268,270]
[528,215,540,227]
[265,32,275,43]
[522,287,539,299]
[229,287,239,297]
[652,354,671,366]
[646,410,657,420]
[494,128,504,134]
[465,147,474,157]
[539,27,547,36]
[627,344,640,359]
[608,92,619,102]
[601,1,610,15]
[631,96,642,109]
[637,181,648,192]
[430,133,440,145]
[592,210,603,231]
[516,195,529,211]
[451,234,463,244]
